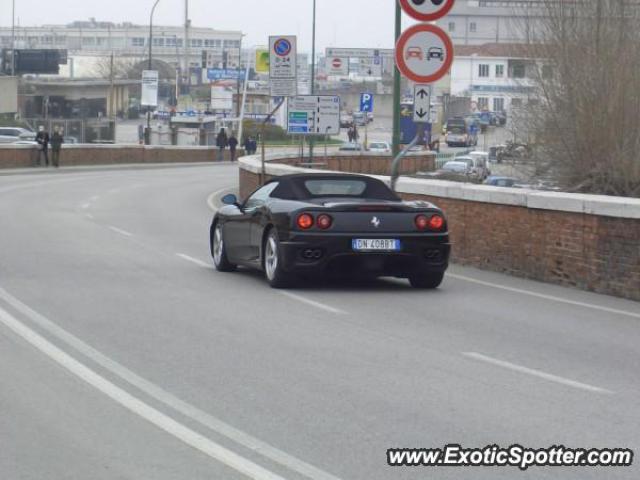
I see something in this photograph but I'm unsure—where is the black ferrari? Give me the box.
[210,174,450,288]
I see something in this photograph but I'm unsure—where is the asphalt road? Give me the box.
[0,164,638,480]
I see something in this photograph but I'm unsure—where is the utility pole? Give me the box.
[183,0,190,94]
[146,0,161,145]
[392,2,402,157]
[11,0,16,75]
[309,0,316,160]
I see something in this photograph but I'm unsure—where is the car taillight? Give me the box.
[297,213,314,230]
[415,215,429,230]
[316,214,333,230]
[429,214,445,231]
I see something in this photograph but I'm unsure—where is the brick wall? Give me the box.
[238,156,640,302]
[0,145,243,169]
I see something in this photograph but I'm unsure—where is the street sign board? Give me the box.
[413,84,431,123]
[360,93,374,113]
[326,48,394,59]
[207,68,247,81]
[395,24,453,84]
[399,0,456,22]
[287,95,341,135]
[328,57,349,76]
[211,86,233,110]
[269,35,297,97]
[255,49,270,73]
[141,70,159,107]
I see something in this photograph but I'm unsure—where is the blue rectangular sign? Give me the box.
[360,93,374,113]
[207,68,247,81]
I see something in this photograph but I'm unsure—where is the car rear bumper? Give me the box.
[279,233,450,278]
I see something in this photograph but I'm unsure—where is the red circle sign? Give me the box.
[395,23,454,84]
[332,58,342,68]
[399,0,455,22]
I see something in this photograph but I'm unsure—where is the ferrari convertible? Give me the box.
[210,174,450,288]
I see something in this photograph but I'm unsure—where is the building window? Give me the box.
[191,39,203,47]
[82,37,96,46]
[477,97,489,110]
[469,22,477,32]
[223,39,240,48]
[493,97,505,112]
[448,22,456,32]
[510,62,526,78]
[132,37,145,47]
[204,39,216,47]
[495,64,504,77]
[166,37,177,47]
[478,64,490,77]
[511,98,523,107]
[152,38,165,47]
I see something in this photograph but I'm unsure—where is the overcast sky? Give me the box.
[0,0,420,53]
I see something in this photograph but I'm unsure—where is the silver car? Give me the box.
[0,127,35,144]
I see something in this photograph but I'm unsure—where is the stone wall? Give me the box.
[238,153,640,302]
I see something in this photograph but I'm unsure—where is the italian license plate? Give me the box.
[352,239,401,252]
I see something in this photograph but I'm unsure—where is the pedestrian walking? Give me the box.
[251,137,258,155]
[35,126,50,167]
[347,125,354,143]
[228,133,238,161]
[352,125,360,142]
[51,127,64,168]
[243,136,253,155]
[216,128,228,161]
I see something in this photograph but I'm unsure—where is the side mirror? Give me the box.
[221,193,238,206]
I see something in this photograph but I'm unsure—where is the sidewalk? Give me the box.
[0,161,235,176]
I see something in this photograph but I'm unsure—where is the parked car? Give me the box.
[484,176,520,187]
[456,155,490,180]
[339,142,363,152]
[0,127,34,144]
[340,114,353,128]
[368,142,391,153]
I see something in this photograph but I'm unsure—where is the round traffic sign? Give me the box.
[399,0,455,22]
[395,23,454,84]
[332,58,342,68]
[273,38,292,57]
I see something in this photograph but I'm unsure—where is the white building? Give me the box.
[435,0,544,45]
[450,43,541,112]
[0,19,243,77]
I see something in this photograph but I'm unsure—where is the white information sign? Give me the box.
[211,86,233,110]
[287,95,341,136]
[413,85,431,123]
[269,35,297,97]
[141,70,159,107]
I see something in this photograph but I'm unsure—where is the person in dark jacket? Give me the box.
[35,126,50,166]
[215,128,228,161]
[228,133,238,161]
[50,127,64,168]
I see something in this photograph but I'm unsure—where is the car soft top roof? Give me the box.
[268,174,400,201]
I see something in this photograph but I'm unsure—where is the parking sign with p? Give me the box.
[360,93,374,113]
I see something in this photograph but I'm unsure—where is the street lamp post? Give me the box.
[309,0,317,161]
[146,0,161,145]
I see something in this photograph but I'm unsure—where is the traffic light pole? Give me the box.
[392,2,402,157]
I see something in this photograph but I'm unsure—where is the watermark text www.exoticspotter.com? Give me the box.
[387,444,633,470]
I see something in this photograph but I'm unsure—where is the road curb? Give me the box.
[0,162,235,177]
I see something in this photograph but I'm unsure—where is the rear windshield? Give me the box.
[304,179,367,196]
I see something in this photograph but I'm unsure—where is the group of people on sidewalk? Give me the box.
[35,126,64,168]
[215,128,258,162]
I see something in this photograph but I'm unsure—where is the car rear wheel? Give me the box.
[409,272,444,289]
[263,230,293,288]
[212,223,236,272]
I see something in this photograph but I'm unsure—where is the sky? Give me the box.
[0,0,420,54]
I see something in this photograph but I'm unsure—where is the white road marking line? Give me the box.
[0,287,343,480]
[81,203,91,210]
[176,253,212,269]
[0,305,286,480]
[448,273,640,320]
[462,352,614,395]
[85,213,94,220]
[90,195,100,201]
[108,189,120,194]
[108,226,133,237]
[278,291,347,315]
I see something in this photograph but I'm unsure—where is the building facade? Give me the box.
[450,44,539,112]
[0,20,243,76]
[435,0,543,45]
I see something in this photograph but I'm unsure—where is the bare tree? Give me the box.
[91,56,142,80]
[517,0,640,197]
